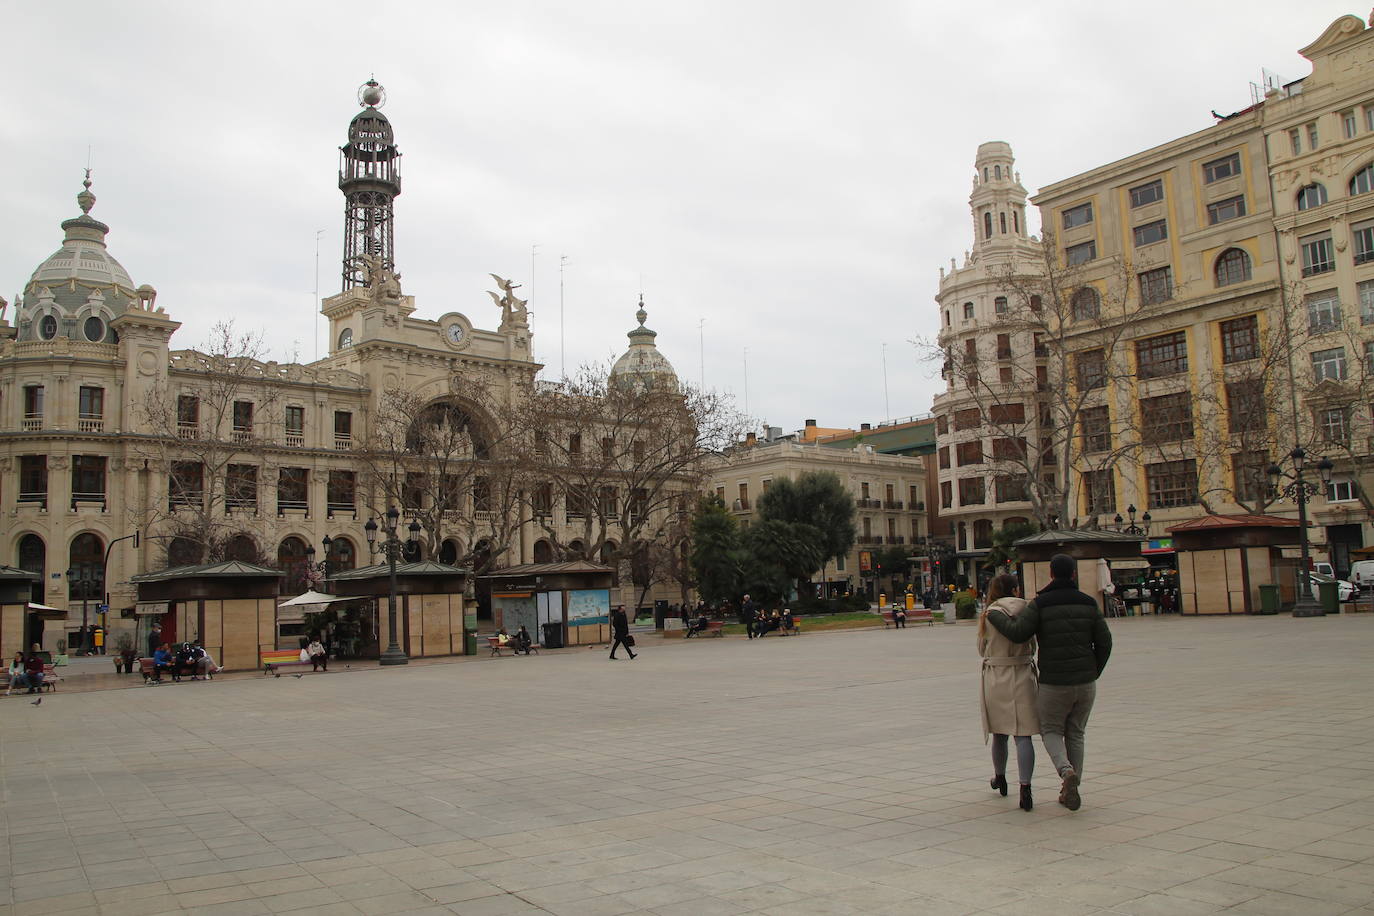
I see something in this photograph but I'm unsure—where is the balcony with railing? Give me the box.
[18,490,47,511]
[177,422,199,440]
[856,497,881,509]
[733,498,750,511]
[22,413,42,431]
[326,500,356,520]
[886,535,905,545]
[78,414,104,433]
[71,490,107,511]
[226,496,258,515]
[285,433,305,448]
[232,426,253,443]
[884,500,904,510]
[334,434,352,451]
[278,495,309,516]
[856,535,879,545]
[170,493,204,511]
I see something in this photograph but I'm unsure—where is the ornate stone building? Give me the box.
[0,82,683,655]
[932,14,1374,586]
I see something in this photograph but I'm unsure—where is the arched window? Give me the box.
[994,296,1008,315]
[1350,164,1374,196]
[1013,209,1020,234]
[167,536,203,567]
[330,537,357,571]
[1071,287,1101,321]
[1029,294,1042,312]
[532,540,553,564]
[83,316,105,342]
[994,165,1002,179]
[1296,183,1328,210]
[277,536,309,590]
[567,539,585,560]
[18,534,45,604]
[1003,517,1029,528]
[956,521,967,552]
[39,314,58,340]
[1214,248,1253,287]
[601,541,618,566]
[982,167,988,182]
[999,212,1007,234]
[983,212,992,239]
[337,327,353,349]
[68,534,105,601]
[438,538,461,566]
[225,534,258,563]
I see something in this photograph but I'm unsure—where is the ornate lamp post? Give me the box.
[1112,504,1152,537]
[303,535,336,588]
[365,507,413,665]
[1267,448,1334,618]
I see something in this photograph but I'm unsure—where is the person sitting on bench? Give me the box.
[892,603,907,628]
[513,625,534,655]
[151,644,175,683]
[684,614,709,637]
[756,610,781,637]
[782,609,795,632]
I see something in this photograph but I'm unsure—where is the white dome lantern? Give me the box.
[609,298,678,389]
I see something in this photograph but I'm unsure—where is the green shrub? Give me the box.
[954,594,979,620]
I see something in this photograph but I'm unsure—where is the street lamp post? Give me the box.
[304,535,335,588]
[1267,448,1334,618]
[1112,504,1152,537]
[365,506,411,666]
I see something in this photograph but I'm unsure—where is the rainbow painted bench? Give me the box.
[260,649,311,675]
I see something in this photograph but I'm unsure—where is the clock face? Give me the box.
[446,323,464,344]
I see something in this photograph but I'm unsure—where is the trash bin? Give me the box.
[1257,584,1281,615]
[541,621,564,650]
[463,629,477,656]
[1318,581,1340,614]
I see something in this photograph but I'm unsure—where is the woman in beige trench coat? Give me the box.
[978,573,1040,811]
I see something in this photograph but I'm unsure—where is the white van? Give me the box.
[1314,561,1335,578]
[1349,559,1374,593]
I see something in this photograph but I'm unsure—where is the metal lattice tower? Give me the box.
[339,79,402,290]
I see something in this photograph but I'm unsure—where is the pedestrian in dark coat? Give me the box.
[609,605,636,660]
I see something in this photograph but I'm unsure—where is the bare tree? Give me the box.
[132,321,282,565]
[355,377,525,574]
[1289,313,1374,517]
[923,232,1152,528]
[514,362,746,582]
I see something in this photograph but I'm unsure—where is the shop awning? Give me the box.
[27,602,69,620]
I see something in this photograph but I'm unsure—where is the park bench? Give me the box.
[487,636,538,656]
[260,649,311,675]
[882,608,933,628]
[141,656,213,683]
[683,619,727,638]
[781,616,801,636]
[2,665,59,693]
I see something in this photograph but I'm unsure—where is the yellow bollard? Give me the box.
[905,592,915,610]
[879,593,886,609]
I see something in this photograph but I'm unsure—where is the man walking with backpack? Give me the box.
[983,553,1111,811]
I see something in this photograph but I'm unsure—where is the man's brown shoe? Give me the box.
[1059,768,1081,811]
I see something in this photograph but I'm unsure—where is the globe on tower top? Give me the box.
[358,79,386,109]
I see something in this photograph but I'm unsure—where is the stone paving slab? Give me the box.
[2,614,1373,914]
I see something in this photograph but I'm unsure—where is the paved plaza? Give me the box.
[3,614,1374,916]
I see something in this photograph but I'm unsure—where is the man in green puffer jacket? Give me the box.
[985,553,1112,811]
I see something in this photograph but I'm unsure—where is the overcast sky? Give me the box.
[4,1,1356,433]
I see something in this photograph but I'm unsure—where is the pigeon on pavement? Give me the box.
[31,697,41,706]
[292,674,304,679]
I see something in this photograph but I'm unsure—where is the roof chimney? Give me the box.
[805,419,817,427]
[745,431,757,447]
[860,423,871,431]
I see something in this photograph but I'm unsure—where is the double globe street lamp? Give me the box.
[1112,504,1152,537]
[364,506,419,666]
[1266,447,1334,618]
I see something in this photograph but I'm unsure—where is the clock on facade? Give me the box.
[445,323,465,345]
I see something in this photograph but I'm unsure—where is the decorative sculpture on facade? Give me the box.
[361,254,403,307]
[486,274,528,330]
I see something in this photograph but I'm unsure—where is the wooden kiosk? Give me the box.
[328,561,470,658]
[478,560,616,648]
[1167,514,1302,614]
[129,561,283,671]
[0,566,43,661]
[1012,529,1147,612]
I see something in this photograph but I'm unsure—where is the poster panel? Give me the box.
[567,589,610,626]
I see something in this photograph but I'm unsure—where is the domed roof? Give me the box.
[610,299,678,387]
[17,173,136,343]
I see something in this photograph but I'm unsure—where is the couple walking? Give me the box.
[978,553,1112,812]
